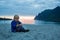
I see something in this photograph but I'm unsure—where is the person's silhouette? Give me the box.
[11,15,29,32]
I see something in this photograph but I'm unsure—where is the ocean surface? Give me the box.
[0,20,60,40]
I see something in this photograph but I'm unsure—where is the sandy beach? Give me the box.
[0,23,60,40]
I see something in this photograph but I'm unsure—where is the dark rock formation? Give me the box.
[34,6,60,22]
[0,18,12,20]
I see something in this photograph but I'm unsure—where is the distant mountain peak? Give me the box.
[54,6,60,10]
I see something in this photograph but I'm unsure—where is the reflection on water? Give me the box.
[0,16,60,25]
[34,20,55,24]
[0,20,12,24]
[20,18,34,24]
[0,20,60,25]
[0,19,34,24]
[34,20,60,25]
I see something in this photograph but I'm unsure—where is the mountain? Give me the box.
[34,6,60,22]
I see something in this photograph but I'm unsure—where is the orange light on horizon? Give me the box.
[20,16,35,24]
[0,16,35,24]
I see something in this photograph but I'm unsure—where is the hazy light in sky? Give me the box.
[31,4,40,8]
[0,16,35,24]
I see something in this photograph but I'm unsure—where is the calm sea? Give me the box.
[0,20,60,26]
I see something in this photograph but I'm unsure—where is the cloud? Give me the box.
[16,0,35,3]
[0,0,60,16]
[31,4,41,9]
[33,4,40,8]
[0,1,6,5]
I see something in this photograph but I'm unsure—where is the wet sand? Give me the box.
[0,24,60,40]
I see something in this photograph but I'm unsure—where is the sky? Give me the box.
[0,0,60,16]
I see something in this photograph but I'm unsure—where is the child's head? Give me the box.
[14,15,19,21]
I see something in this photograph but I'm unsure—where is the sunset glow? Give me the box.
[0,16,35,24]
[20,16,35,24]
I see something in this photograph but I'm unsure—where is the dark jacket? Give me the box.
[11,20,24,32]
